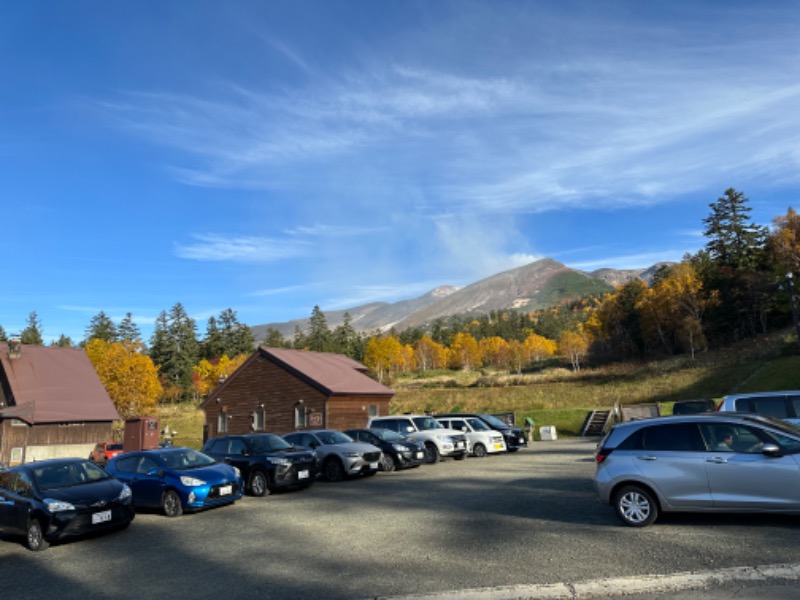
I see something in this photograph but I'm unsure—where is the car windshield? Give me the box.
[413,417,443,431]
[467,418,491,431]
[480,414,509,428]
[316,431,354,444]
[159,449,216,470]
[373,429,405,442]
[34,461,111,490]
[250,434,294,453]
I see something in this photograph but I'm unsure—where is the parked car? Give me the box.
[88,441,124,466]
[343,428,425,471]
[0,458,134,551]
[106,447,242,517]
[202,433,317,496]
[282,430,382,482]
[367,415,468,463]
[717,390,800,425]
[435,416,507,457]
[594,413,800,527]
[671,399,717,415]
[435,413,528,452]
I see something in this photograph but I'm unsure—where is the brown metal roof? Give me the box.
[262,348,395,397]
[0,343,120,424]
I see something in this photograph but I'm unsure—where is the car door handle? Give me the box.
[636,455,657,461]
[706,457,729,464]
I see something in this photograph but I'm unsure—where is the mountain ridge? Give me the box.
[249,258,670,340]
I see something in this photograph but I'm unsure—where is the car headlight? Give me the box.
[344,452,360,458]
[392,443,410,452]
[118,484,132,501]
[438,435,453,443]
[268,457,291,465]
[233,467,241,478]
[44,498,75,513]
[180,476,206,486]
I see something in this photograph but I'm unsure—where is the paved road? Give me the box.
[1,439,798,599]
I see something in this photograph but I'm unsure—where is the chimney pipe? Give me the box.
[8,337,21,359]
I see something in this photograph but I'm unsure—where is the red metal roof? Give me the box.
[262,348,395,397]
[0,343,120,424]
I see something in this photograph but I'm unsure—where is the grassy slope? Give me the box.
[159,329,800,447]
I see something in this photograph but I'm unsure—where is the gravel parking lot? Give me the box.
[2,438,799,600]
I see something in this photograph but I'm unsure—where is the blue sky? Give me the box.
[2,1,799,344]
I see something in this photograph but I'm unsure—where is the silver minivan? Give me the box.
[717,390,800,425]
[594,413,800,526]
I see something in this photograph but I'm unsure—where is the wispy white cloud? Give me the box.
[174,234,312,262]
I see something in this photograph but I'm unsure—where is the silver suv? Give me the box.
[594,413,800,527]
[283,430,382,482]
[367,415,468,463]
[717,390,800,425]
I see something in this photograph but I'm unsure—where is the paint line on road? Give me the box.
[371,562,800,600]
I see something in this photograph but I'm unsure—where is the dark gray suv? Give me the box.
[594,413,800,527]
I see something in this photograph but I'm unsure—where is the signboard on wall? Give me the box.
[309,412,323,427]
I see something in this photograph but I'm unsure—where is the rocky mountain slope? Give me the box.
[250,258,667,340]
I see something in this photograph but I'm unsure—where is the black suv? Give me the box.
[202,433,317,496]
[344,428,426,472]
[434,413,528,452]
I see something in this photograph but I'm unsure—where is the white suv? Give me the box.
[367,415,468,463]
[717,391,800,425]
[436,416,507,457]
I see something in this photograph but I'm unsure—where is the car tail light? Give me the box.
[595,448,612,463]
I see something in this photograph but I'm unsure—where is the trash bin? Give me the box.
[539,425,558,441]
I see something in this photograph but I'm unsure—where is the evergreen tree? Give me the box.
[703,188,768,270]
[262,327,287,348]
[118,312,142,343]
[306,305,331,352]
[85,311,118,343]
[332,313,362,359]
[0,325,7,342]
[148,303,199,400]
[52,334,73,347]
[201,316,225,360]
[218,308,255,356]
[20,311,44,345]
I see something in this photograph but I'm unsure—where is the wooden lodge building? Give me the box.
[200,347,394,441]
[0,340,120,465]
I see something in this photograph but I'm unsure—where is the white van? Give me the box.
[718,391,800,426]
[436,416,507,457]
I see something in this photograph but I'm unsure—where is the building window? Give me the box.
[368,404,379,417]
[294,405,306,428]
[253,410,265,431]
[217,412,228,434]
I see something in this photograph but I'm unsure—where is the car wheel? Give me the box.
[507,447,519,453]
[249,470,270,497]
[323,458,344,482]
[473,443,487,458]
[380,454,396,472]
[613,485,658,527]
[162,489,184,517]
[424,442,440,464]
[27,519,49,552]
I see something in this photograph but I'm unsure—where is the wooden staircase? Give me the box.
[581,410,612,437]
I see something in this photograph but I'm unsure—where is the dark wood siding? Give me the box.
[326,397,391,431]
[1,420,113,465]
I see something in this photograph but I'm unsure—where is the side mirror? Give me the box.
[761,444,783,457]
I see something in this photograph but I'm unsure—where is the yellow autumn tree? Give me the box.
[364,335,405,383]
[523,333,557,364]
[193,353,250,398]
[478,336,510,370]
[448,332,481,371]
[85,339,163,419]
[769,207,800,274]
[414,335,448,371]
[558,330,589,372]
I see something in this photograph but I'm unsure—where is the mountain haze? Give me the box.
[250,258,668,340]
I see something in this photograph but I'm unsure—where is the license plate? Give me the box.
[298,470,309,480]
[219,485,232,496]
[370,462,379,470]
[494,443,504,450]
[456,442,464,449]
[92,510,111,524]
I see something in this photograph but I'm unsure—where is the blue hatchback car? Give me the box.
[106,448,243,517]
